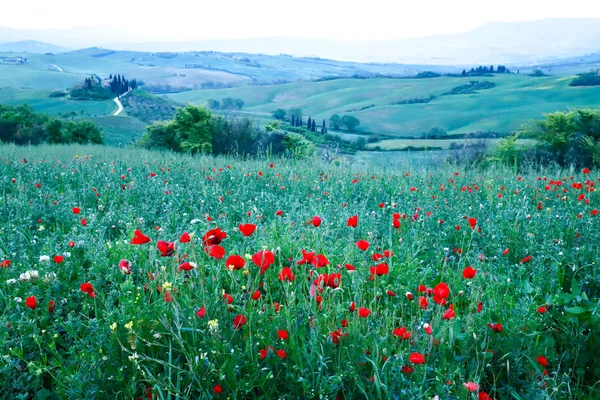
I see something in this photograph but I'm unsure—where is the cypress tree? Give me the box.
[312,119,316,132]
[307,117,312,130]
[291,115,295,126]
[321,120,326,134]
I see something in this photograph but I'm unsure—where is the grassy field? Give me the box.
[168,74,600,138]
[367,138,537,150]
[1,143,598,399]
[0,87,116,116]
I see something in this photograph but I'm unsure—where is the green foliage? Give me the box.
[135,121,178,151]
[271,109,287,120]
[171,105,214,154]
[520,109,600,167]
[570,71,600,87]
[495,133,521,167]
[0,104,103,145]
[70,76,113,100]
[341,115,360,131]
[421,127,448,139]
[288,107,303,119]
[206,99,220,110]
[120,90,177,122]
[442,81,496,96]
[220,97,245,110]
[329,114,341,130]
[282,132,315,158]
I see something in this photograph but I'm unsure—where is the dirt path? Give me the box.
[49,64,63,72]
[112,89,132,116]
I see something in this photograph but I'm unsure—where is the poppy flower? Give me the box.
[180,232,191,243]
[311,216,322,227]
[478,392,491,400]
[358,307,371,318]
[131,230,151,245]
[196,307,206,318]
[406,292,413,300]
[53,255,64,264]
[178,261,197,272]
[488,323,503,333]
[537,305,548,313]
[276,349,287,359]
[347,215,358,228]
[119,259,132,274]
[208,245,226,260]
[297,250,315,265]
[349,302,356,312]
[275,210,283,216]
[0,259,10,268]
[25,296,37,310]
[463,266,477,279]
[423,323,433,335]
[433,282,450,305]
[468,218,477,229]
[225,255,245,270]
[521,255,532,264]
[223,293,233,304]
[233,314,246,329]
[252,250,275,274]
[582,168,591,174]
[312,254,330,268]
[80,282,96,298]
[72,207,81,214]
[443,307,456,320]
[345,263,356,272]
[202,228,227,247]
[251,290,261,300]
[409,352,425,364]
[48,300,55,313]
[369,263,389,276]
[537,356,548,368]
[393,327,412,340]
[157,240,175,257]
[239,223,256,237]
[477,302,483,312]
[356,240,370,251]
[502,248,509,255]
[401,365,414,374]
[81,218,87,226]
[278,329,289,340]
[464,382,480,392]
[278,267,296,282]
[259,347,272,359]
[213,385,222,394]
[386,290,396,296]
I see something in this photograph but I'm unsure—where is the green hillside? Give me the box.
[168,74,600,140]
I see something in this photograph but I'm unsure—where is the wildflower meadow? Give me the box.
[1,144,599,399]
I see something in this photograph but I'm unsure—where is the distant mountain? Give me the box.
[1,18,600,64]
[0,40,69,54]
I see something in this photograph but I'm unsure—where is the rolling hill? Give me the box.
[167,73,600,142]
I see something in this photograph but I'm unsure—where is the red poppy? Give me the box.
[369,263,389,276]
[81,218,87,226]
[433,282,450,305]
[131,230,151,245]
[582,168,591,174]
[356,240,370,251]
[208,245,226,260]
[443,307,456,320]
[537,305,548,313]
[157,240,175,257]
[252,250,275,274]
[409,352,425,364]
[393,327,412,340]
[423,323,433,335]
[223,293,233,304]
[520,256,532,264]
[349,302,356,312]
[276,349,287,359]
[488,323,503,333]
[225,255,245,270]
[537,356,548,368]
[196,307,206,318]
[386,290,396,296]
[464,382,479,392]
[347,215,358,228]
[275,210,283,216]
[251,290,261,300]
[468,217,477,230]
[278,329,289,340]
[358,307,371,318]
[48,300,55,313]
[401,365,414,374]
[213,384,222,394]
[53,255,64,264]
[406,292,413,300]
[502,248,509,255]
[202,228,227,247]
[233,314,247,329]
[80,282,96,298]
[180,232,191,243]
[239,223,257,237]
[463,266,477,279]
[311,216,322,227]
[119,259,132,274]
[0,259,10,268]
[278,267,296,282]
[297,250,315,265]
[345,263,356,272]
[312,254,330,268]
[25,296,37,310]
[72,207,81,214]
[478,392,491,400]
[178,262,197,272]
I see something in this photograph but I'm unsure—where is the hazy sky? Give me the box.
[2,0,600,41]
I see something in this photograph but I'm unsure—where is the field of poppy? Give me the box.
[1,143,599,399]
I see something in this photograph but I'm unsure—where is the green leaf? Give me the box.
[565,307,587,315]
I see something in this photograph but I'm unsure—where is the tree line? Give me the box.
[272,108,361,133]
[0,104,103,145]
[206,98,245,110]
[109,74,138,95]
